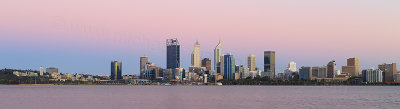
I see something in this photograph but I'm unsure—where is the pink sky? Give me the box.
[1,0,399,75]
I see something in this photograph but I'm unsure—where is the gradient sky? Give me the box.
[1,0,399,75]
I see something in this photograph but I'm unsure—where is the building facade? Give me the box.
[140,56,148,78]
[166,38,180,69]
[224,54,235,80]
[214,41,221,72]
[362,68,383,83]
[299,66,312,80]
[202,58,212,71]
[111,61,122,80]
[264,51,275,76]
[342,58,360,77]
[327,60,336,78]
[248,54,256,71]
[191,41,201,67]
[378,63,397,82]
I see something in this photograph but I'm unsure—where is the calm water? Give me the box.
[0,85,399,109]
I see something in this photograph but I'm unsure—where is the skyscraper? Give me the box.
[140,56,148,78]
[264,51,275,74]
[327,60,336,78]
[247,54,255,71]
[166,38,180,69]
[202,58,212,71]
[191,41,201,67]
[224,54,235,80]
[220,55,225,76]
[378,63,397,82]
[342,58,360,77]
[39,66,43,76]
[214,41,221,71]
[111,61,122,80]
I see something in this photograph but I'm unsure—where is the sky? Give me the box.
[1,0,399,75]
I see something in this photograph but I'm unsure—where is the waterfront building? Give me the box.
[362,68,383,83]
[223,54,235,80]
[111,61,122,80]
[46,67,59,74]
[166,38,180,69]
[214,41,221,72]
[378,63,397,82]
[327,60,336,78]
[342,58,360,77]
[264,51,275,77]
[394,73,400,82]
[248,54,256,71]
[202,58,212,71]
[299,66,312,80]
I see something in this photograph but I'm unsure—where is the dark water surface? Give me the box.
[1,85,399,109]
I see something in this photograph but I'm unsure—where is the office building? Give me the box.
[299,66,312,80]
[378,63,397,82]
[327,60,336,78]
[111,61,122,80]
[362,68,383,83]
[394,73,400,82]
[191,41,201,67]
[342,58,360,77]
[214,41,221,72]
[140,56,148,78]
[220,55,225,76]
[202,58,212,71]
[166,38,180,69]
[46,67,59,74]
[248,54,256,71]
[264,51,275,76]
[224,54,235,80]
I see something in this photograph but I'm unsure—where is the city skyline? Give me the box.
[1,0,400,75]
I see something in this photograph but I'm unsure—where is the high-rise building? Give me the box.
[46,67,59,74]
[202,58,212,71]
[111,61,122,80]
[224,54,235,80]
[214,41,221,71]
[220,55,225,76]
[166,38,180,69]
[327,60,336,78]
[191,41,201,67]
[39,66,44,76]
[284,61,297,73]
[361,68,383,83]
[140,56,148,78]
[299,66,312,80]
[247,54,256,71]
[342,58,360,77]
[264,51,275,75]
[378,63,397,82]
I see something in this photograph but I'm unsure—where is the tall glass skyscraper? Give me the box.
[264,51,275,74]
[111,61,122,80]
[214,41,221,72]
[224,54,235,80]
[166,38,180,69]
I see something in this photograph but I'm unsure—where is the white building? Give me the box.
[40,66,44,76]
[362,68,383,83]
